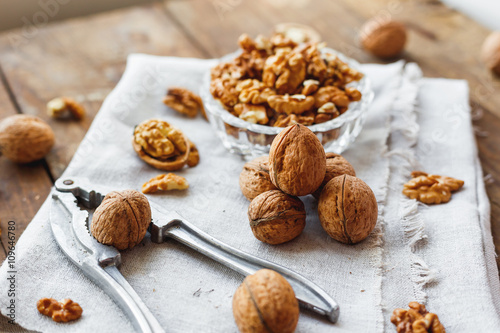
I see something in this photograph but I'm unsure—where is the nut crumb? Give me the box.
[403,171,464,204]
[47,97,85,120]
[142,173,189,194]
[37,298,82,322]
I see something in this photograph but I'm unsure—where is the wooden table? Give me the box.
[1,0,499,269]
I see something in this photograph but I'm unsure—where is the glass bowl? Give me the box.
[200,48,374,157]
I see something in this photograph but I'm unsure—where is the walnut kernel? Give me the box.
[132,119,193,171]
[391,302,445,333]
[402,171,464,204]
[0,115,55,163]
[318,175,377,244]
[248,190,306,245]
[37,298,83,322]
[47,97,85,120]
[163,87,206,119]
[269,124,326,196]
[233,269,299,333]
[91,190,151,250]
[142,173,189,194]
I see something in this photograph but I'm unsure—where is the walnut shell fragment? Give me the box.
[313,152,356,199]
[318,175,378,244]
[91,190,151,250]
[239,156,278,201]
[360,18,407,59]
[132,119,193,171]
[269,124,326,196]
[248,190,306,245]
[233,269,299,333]
[0,115,55,163]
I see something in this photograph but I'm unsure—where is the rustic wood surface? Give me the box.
[0,0,499,272]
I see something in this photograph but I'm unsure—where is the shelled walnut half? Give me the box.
[391,302,445,333]
[132,119,199,171]
[37,298,83,323]
[142,173,189,194]
[403,171,464,204]
[163,87,207,119]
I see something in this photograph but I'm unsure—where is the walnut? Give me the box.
[248,190,306,244]
[91,190,151,250]
[345,87,362,102]
[269,124,326,196]
[402,171,464,204]
[132,119,192,171]
[360,18,407,59]
[318,175,377,244]
[210,77,239,108]
[37,298,83,322]
[239,156,278,201]
[391,302,446,333]
[274,23,322,44]
[0,115,55,163]
[235,104,269,125]
[142,173,189,194]
[233,269,299,333]
[163,87,206,119]
[481,31,500,76]
[268,94,315,115]
[312,153,356,199]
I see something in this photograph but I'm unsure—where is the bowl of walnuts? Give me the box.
[200,31,374,156]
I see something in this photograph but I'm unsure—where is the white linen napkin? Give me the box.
[1,54,498,332]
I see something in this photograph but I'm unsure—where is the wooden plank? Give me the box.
[0,77,53,263]
[0,3,205,179]
[165,0,500,267]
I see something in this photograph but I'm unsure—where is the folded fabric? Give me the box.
[1,54,498,332]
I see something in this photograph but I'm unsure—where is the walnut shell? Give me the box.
[239,156,278,201]
[269,124,326,196]
[248,190,306,245]
[312,152,356,199]
[360,18,407,59]
[318,175,377,244]
[91,190,151,250]
[481,31,500,76]
[233,269,299,333]
[0,115,55,163]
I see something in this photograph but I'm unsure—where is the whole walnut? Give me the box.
[239,156,278,201]
[91,190,151,250]
[233,269,299,333]
[312,153,356,199]
[360,18,407,59]
[318,175,377,244]
[269,124,326,196]
[481,31,500,76]
[248,190,306,245]
[0,115,55,163]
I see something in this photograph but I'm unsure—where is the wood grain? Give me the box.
[165,0,500,267]
[0,3,204,179]
[0,75,53,263]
